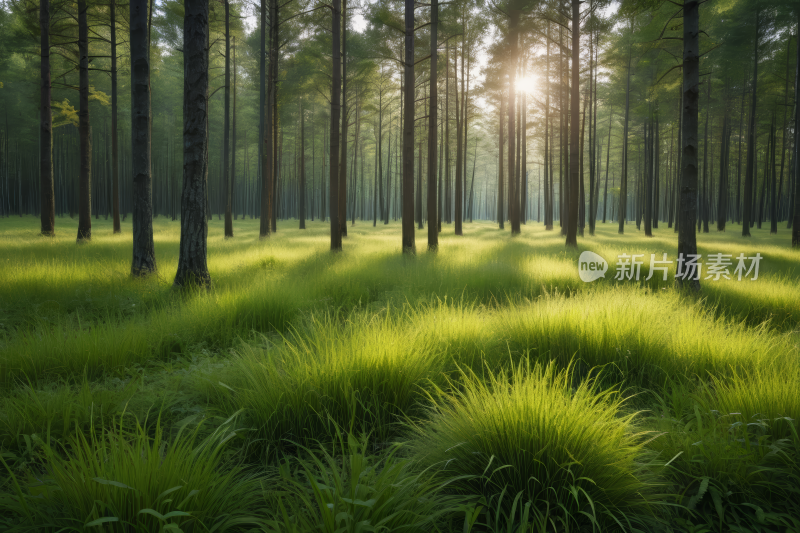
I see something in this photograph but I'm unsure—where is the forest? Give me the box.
[0,0,799,529]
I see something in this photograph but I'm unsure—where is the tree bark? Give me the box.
[223,0,232,237]
[793,12,800,246]
[427,0,438,249]
[330,0,342,250]
[401,0,415,252]
[565,0,580,246]
[40,0,54,235]
[76,0,92,242]
[677,0,700,290]
[618,25,632,234]
[339,0,348,238]
[259,0,272,238]
[130,0,156,273]
[110,0,120,232]
[742,7,759,236]
[174,0,210,288]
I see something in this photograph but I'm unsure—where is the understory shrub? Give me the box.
[407,360,663,532]
[0,413,266,532]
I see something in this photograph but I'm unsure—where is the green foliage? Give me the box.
[264,429,468,532]
[0,413,266,532]
[407,361,662,532]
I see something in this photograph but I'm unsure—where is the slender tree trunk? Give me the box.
[619,29,632,234]
[793,12,800,246]
[300,98,306,229]
[40,0,54,235]
[566,0,580,246]
[330,0,342,249]
[717,114,728,231]
[130,0,156,272]
[76,0,92,241]
[677,0,700,290]
[223,0,233,237]
[742,8,760,236]
[174,0,210,287]
[109,0,120,232]
[259,0,272,238]
[427,0,438,248]
[498,94,504,229]
[455,49,464,234]
[338,0,348,238]
[401,0,415,251]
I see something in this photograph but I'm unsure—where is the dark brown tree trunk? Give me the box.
[300,98,306,229]
[130,0,156,273]
[677,0,700,290]
[565,0,580,246]
[231,37,237,224]
[223,0,232,237]
[76,0,92,242]
[507,12,519,235]
[770,116,777,233]
[330,0,342,249]
[401,0,415,252]
[427,0,438,249]
[742,8,759,236]
[717,114,728,231]
[793,11,800,246]
[259,0,272,238]
[602,105,612,223]
[174,0,210,288]
[110,0,120,232]
[618,27,632,235]
[40,0,54,235]
[455,49,463,235]
[498,94,504,229]
[338,0,348,238]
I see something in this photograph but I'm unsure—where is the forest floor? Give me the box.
[1,215,799,532]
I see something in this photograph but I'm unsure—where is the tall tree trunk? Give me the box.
[677,0,700,290]
[455,49,464,234]
[498,94,504,229]
[76,0,92,241]
[792,12,800,246]
[110,0,120,232]
[330,0,342,249]
[40,0,54,235]
[702,81,710,233]
[231,37,237,224]
[339,0,348,238]
[545,23,552,229]
[271,0,278,232]
[259,0,272,238]
[300,98,306,229]
[565,0,580,246]
[223,0,232,237]
[427,0,438,249]
[401,0,415,251]
[175,0,210,287]
[717,114,728,231]
[130,0,156,272]
[742,7,759,236]
[602,106,612,223]
[770,115,777,233]
[618,27,632,234]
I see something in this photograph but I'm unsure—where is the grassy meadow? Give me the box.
[1,214,799,532]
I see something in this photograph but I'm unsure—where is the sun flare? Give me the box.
[515,75,538,95]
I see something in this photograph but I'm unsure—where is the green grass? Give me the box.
[1,215,799,532]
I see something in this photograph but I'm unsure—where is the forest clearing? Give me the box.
[1,216,799,531]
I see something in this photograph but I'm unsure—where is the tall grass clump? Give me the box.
[227,311,444,454]
[0,414,265,532]
[265,429,468,532]
[407,361,661,531]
